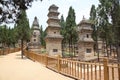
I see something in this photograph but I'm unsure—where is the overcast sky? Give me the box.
[7,0,99,30]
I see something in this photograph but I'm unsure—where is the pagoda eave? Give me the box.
[47,19,60,23]
[78,40,94,43]
[45,26,61,33]
[47,12,59,17]
[49,4,58,10]
[48,25,61,28]
[78,22,92,26]
[45,36,63,41]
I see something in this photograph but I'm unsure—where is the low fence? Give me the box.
[24,50,120,80]
[0,48,21,55]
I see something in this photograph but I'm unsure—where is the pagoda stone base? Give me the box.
[29,48,41,53]
[28,42,41,53]
[46,38,62,56]
[78,56,97,61]
[48,49,62,56]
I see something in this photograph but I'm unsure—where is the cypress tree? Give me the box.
[16,10,31,59]
[65,6,77,57]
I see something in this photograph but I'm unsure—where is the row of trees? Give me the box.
[40,25,46,47]
[0,10,31,58]
[0,25,17,49]
[60,0,120,60]
[0,9,46,58]
[90,0,120,61]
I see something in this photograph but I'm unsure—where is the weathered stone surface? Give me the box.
[28,17,40,52]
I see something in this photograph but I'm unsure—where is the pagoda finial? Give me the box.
[83,15,85,20]
[35,16,37,20]
[32,16,39,27]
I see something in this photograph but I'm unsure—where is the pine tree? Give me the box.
[90,0,120,61]
[110,0,120,61]
[97,0,120,60]
[16,10,31,59]
[65,6,77,57]
[60,15,66,36]
[0,25,9,54]
[40,25,46,47]
[60,15,66,57]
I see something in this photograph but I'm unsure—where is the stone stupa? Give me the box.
[45,4,63,56]
[28,17,41,53]
[77,16,95,61]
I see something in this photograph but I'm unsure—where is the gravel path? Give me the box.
[0,51,74,80]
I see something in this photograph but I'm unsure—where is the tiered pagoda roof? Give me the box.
[77,16,94,43]
[78,16,92,26]
[45,4,63,39]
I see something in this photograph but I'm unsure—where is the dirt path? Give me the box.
[0,51,74,80]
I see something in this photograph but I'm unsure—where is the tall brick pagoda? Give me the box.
[45,4,63,56]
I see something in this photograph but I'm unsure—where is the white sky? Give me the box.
[8,0,99,30]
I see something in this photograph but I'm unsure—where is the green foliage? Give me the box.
[40,25,46,47]
[0,0,42,24]
[90,0,120,59]
[0,25,18,48]
[40,48,46,53]
[0,25,8,47]
[15,10,31,58]
[60,7,78,57]
[16,10,31,41]
[60,15,66,36]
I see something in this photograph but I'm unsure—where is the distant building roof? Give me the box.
[49,4,58,10]
[78,16,92,26]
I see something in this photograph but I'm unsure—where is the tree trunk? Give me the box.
[118,45,120,62]
[103,40,106,56]
[2,43,5,55]
[115,45,118,58]
[70,36,73,59]
[109,44,112,56]
[96,35,99,61]
[62,40,64,57]
[116,44,120,62]
[105,38,109,57]
[71,37,73,55]
[73,43,75,57]
[68,39,71,57]
[13,43,16,48]
[21,39,24,59]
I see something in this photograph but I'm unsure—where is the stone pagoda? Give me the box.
[28,17,41,52]
[45,4,63,56]
[77,17,95,61]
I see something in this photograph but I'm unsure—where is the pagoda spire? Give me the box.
[32,16,39,27]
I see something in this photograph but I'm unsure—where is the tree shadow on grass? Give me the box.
[15,57,28,60]
[0,56,4,58]
[16,54,21,56]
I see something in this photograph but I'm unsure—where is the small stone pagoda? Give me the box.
[77,17,95,61]
[28,17,41,52]
[45,4,63,56]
